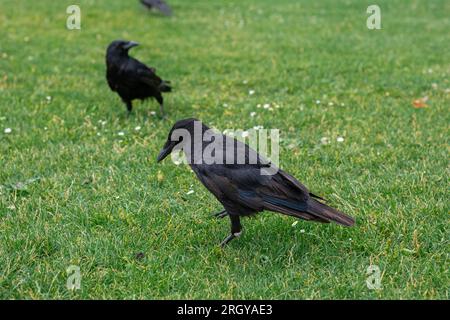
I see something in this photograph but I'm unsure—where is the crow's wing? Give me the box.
[121,58,162,89]
[141,0,172,16]
[194,163,324,221]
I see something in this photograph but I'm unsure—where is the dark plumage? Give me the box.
[140,0,172,16]
[106,40,171,116]
[157,119,355,246]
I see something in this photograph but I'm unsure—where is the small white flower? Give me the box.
[328,102,334,106]
[250,112,256,117]
[44,127,48,130]
[349,238,352,241]
[300,229,305,233]
[292,221,298,227]
[186,190,194,195]
[223,103,228,108]
[340,103,345,107]
[135,126,141,131]
[118,131,125,136]
[320,137,329,145]
[4,128,12,134]
[337,136,344,142]
[316,100,321,105]
[263,103,270,109]
[249,90,255,95]
[243,80,248,84]
[256,104,261,108]
[274,103,280,109]
[150,111,156,116]
[46,96,52,102]
[431,83,438,89]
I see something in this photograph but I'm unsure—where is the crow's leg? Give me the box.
[155,94,166,119]
[124,100,133,115]
[220,215,242,247]
[211,209,228,219]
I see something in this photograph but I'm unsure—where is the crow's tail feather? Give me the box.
[159,80,172,92]
[307,199,354,226]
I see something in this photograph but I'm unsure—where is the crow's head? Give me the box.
[106,40,139,57]
[157,118,204,162]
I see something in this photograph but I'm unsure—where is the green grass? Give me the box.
[0,0,448,299]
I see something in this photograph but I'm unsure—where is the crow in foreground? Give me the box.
[140,0,172,16]
[157,119,355,247]
[106,40,171,117]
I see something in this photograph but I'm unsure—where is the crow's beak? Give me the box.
[124,41,139,50]
[157,141,175,162]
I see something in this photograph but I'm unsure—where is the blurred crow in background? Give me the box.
[106,40,171,117]
[140,0,172,16]
[157,119,355,247]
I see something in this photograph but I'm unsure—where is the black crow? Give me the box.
[106,40,171,117]
[140,0,172,16]
[157,119,355,247]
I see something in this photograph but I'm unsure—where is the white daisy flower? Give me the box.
[320,137,329,145]
[118,131,125,136]
[249,90,255,95]
[250,112,256,117]
[4,128,12,134]
[337,136,344,142]
[135,126,141,131]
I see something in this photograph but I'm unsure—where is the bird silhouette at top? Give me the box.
[106,40,171,117]
[157,119,355,247]
[140,0,172,16]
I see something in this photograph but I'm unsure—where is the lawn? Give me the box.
[0,0,448,299]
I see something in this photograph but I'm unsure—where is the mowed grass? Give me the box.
[0,0,448,299]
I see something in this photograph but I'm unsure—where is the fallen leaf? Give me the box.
[412,96,429,108]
